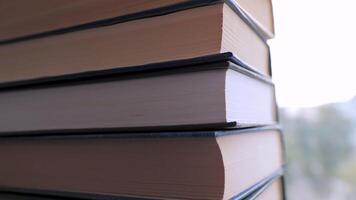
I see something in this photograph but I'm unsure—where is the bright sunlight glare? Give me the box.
[270,0,356,108]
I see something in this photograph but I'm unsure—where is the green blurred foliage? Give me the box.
[280,104,353,195]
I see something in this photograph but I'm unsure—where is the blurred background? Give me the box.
[270,0,356,199]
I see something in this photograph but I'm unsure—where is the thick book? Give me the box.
[0,0,274,43]
[0,2,270,86]
[0,60,276,135]
[0,127,284,200]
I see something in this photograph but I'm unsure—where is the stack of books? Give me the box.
[0,0,285,199]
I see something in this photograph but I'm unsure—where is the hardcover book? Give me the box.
[0,1,270,86]
[0,60,276,135]
[0,0,274,42]
[0,127,284,200]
